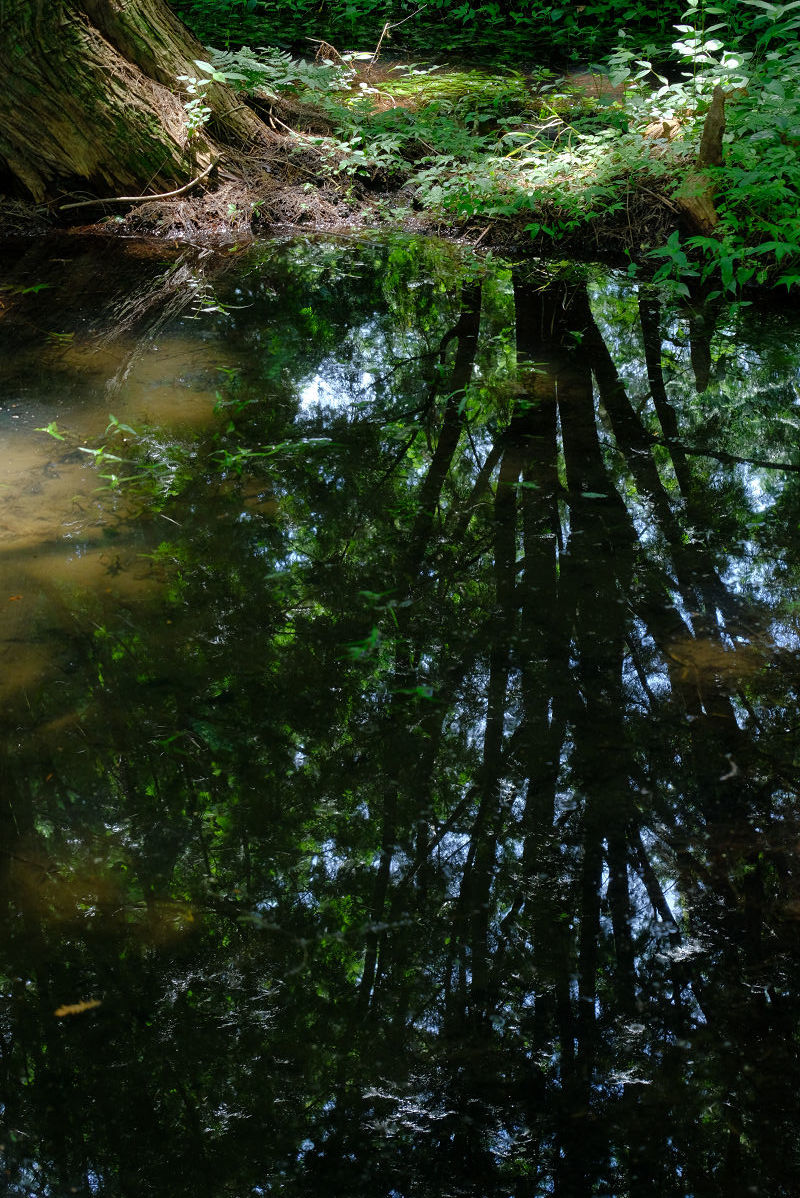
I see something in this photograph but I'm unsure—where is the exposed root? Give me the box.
[59,161,218,212]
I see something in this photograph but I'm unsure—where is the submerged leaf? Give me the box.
[54,999,102,1017]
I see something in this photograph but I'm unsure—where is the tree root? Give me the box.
[59,160,218,211]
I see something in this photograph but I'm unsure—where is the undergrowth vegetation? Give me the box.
[171,0,685,63]
[170,0,800,293]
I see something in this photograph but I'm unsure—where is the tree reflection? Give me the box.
[1,238,800,1197]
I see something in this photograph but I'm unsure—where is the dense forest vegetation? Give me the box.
[2,0,800,291]
[170,0,686,61]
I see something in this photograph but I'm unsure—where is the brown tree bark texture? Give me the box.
[0,0,266,201]
[675,86,727,236]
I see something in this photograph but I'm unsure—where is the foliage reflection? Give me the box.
[1,237,800,1197]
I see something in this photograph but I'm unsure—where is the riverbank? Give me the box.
[0,60,681,263]
[3,34,800,295]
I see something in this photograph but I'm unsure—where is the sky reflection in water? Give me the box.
[1,234,800,1197]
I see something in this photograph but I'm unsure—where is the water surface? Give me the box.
[1,234,800,1197]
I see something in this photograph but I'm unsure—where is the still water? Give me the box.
[1,233,799,1197]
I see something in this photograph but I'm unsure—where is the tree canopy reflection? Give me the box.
[2,237,800,1197]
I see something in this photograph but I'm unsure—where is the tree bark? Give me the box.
[675,86,727,235]
[0,0,268,202]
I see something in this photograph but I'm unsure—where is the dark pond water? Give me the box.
[1,233,800,1197]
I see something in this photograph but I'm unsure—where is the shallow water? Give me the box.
[1,233,800,1197]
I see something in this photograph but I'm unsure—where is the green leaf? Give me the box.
[106,414,139,437]
[35,421,65,441]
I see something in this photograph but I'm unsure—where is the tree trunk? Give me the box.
[0,0,268,202]
[675,85,727,236]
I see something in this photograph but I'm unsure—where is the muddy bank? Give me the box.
[0,164,676,265]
